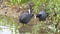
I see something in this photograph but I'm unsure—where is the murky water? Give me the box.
[0,25,19,34]
[0,15,19,34]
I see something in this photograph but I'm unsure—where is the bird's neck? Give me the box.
[27,5,32,14]
[28,9,31,14]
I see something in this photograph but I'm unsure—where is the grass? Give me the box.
[0,0,60,34]
[5,0,30,6]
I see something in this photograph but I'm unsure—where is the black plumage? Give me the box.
[19,12,33,24]
[36,11,47,21]
[19,4,33,24]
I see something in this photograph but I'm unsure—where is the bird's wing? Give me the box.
[19,13,28,20]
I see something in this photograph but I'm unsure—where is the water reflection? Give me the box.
[0,15,20,34]
[0,25,19,34]
[0,26,11,34]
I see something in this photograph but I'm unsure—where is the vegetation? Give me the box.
[0,0,60,34]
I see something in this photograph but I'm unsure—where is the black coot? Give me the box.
[19,12,33,24]
[36,11,47,21]
[19,4,33,24]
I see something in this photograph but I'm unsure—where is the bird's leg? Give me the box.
[22,24,24,27]
[22,24,26,27]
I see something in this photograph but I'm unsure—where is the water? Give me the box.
[0,15,19,34]
[0,25,19,34]
[0,26,11,34]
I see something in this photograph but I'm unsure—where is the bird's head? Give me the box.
[27,6,32,14]
[27,3,34,14]
[36,14,41,18]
